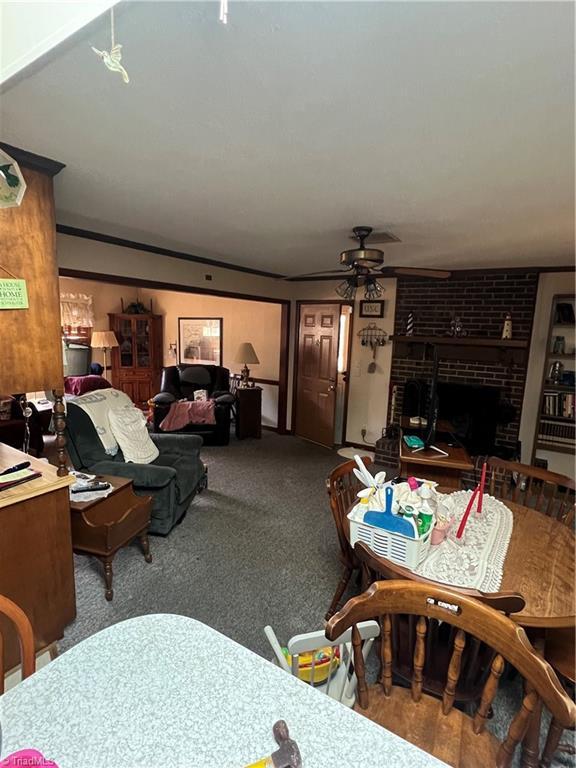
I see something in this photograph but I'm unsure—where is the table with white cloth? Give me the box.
[0,614,449,768]
[346,488,575,629]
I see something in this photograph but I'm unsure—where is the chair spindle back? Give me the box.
[327,581,575,768]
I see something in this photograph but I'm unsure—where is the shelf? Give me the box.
[540,415,576,423]
[392,336,528,348]
[391,335,528,365]
[542,383,576,392]
[547,353,575,359]
[536,441,575,455]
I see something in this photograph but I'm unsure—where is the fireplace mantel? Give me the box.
[392,335,528,366]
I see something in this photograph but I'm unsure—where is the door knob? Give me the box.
[328,378,336,392]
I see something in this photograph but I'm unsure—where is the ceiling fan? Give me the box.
[285,226,451,300]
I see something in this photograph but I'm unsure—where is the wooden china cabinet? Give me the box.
[108,313,163,407]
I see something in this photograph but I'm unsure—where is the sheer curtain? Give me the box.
[60,293,94,328]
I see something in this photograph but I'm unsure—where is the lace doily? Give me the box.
[415,490,513,593]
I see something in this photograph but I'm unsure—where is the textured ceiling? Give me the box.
[1,1,574,275]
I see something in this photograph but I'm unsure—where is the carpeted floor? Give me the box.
[57,431,574,766]
[62,431,360,657]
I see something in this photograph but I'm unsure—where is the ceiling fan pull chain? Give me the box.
[219,0,229,24]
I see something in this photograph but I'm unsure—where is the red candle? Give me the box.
[476,462,487,515]
[456,485,480,539]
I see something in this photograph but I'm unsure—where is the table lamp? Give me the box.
[234,342,260,387]
[91,331,119,377]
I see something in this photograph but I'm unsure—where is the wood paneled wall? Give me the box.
[0,163,64,393]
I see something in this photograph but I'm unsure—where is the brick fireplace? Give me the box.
[376,271,539,477]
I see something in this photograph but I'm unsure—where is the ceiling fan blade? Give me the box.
[381,267,452,279]
[282,268,349,281]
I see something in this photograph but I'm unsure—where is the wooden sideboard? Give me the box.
[0,445,76,670]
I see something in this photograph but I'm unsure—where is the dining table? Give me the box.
[346,488,575,629]
[0,614,449,768]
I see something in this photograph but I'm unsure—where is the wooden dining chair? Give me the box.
[326,580,576,768]
[354,541,525,705]
[325,456,373,620]
[486,457,575,526]
[540,626,576,767]
[0,594,36,694]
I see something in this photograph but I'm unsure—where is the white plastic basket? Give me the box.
[348,504,432,570]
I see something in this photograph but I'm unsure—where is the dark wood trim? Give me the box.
[277,303,290,435]
[291,303,302,440]
[262,424,278,433]
[391,334,529,366]
[392,335,528,348]
[340,304,355,444]
[0,143,65,177]
[57,225,285,279]
[58,268,289,306]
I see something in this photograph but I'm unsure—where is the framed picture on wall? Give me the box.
[178,317,223,365]
[359,300,385,318]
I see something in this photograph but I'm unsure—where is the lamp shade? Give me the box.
[234,342,259,365]
[91,330,119,349]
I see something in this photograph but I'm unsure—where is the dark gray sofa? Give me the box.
[65,401,206,535]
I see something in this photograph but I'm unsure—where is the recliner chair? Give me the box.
[65,401,206,535]
[151,365,234,445]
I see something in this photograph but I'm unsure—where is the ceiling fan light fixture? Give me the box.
[364,278,383,301]
[336,278,357,300]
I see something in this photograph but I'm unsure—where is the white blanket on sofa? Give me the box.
[71,388,134,455]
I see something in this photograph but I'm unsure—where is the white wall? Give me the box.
[57,233,291,301]
[519,271,575,474]
[1,1,117,86]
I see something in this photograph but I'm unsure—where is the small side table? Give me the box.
[399,432,473,489]
[235,386,262,439]
[69,475,153,601]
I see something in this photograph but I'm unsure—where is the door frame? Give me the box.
[292,300,355,447]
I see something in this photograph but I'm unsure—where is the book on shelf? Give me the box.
[538,417,575,447]
[0,467,42,491]
[542,391,575,419]
[554,302,576,325]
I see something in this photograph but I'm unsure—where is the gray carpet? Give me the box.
[62,431,353,657]
[60,432,574,765]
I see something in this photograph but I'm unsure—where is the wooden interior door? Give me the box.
[295,304,340,447]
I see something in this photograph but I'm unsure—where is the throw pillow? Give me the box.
[108,406,159,464]
[65,375,112,396]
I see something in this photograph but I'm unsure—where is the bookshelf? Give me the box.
[532,294,575,470]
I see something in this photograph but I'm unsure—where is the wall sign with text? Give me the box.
[359,300,385,318]
[0,279,29,309]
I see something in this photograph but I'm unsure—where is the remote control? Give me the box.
[71,482,110,494]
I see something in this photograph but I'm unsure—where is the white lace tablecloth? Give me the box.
[415,490,513,592]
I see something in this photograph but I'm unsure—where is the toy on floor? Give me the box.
[244,721,301,768]
[280,645,340,685]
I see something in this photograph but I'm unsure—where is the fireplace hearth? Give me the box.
[375,271,538,479]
